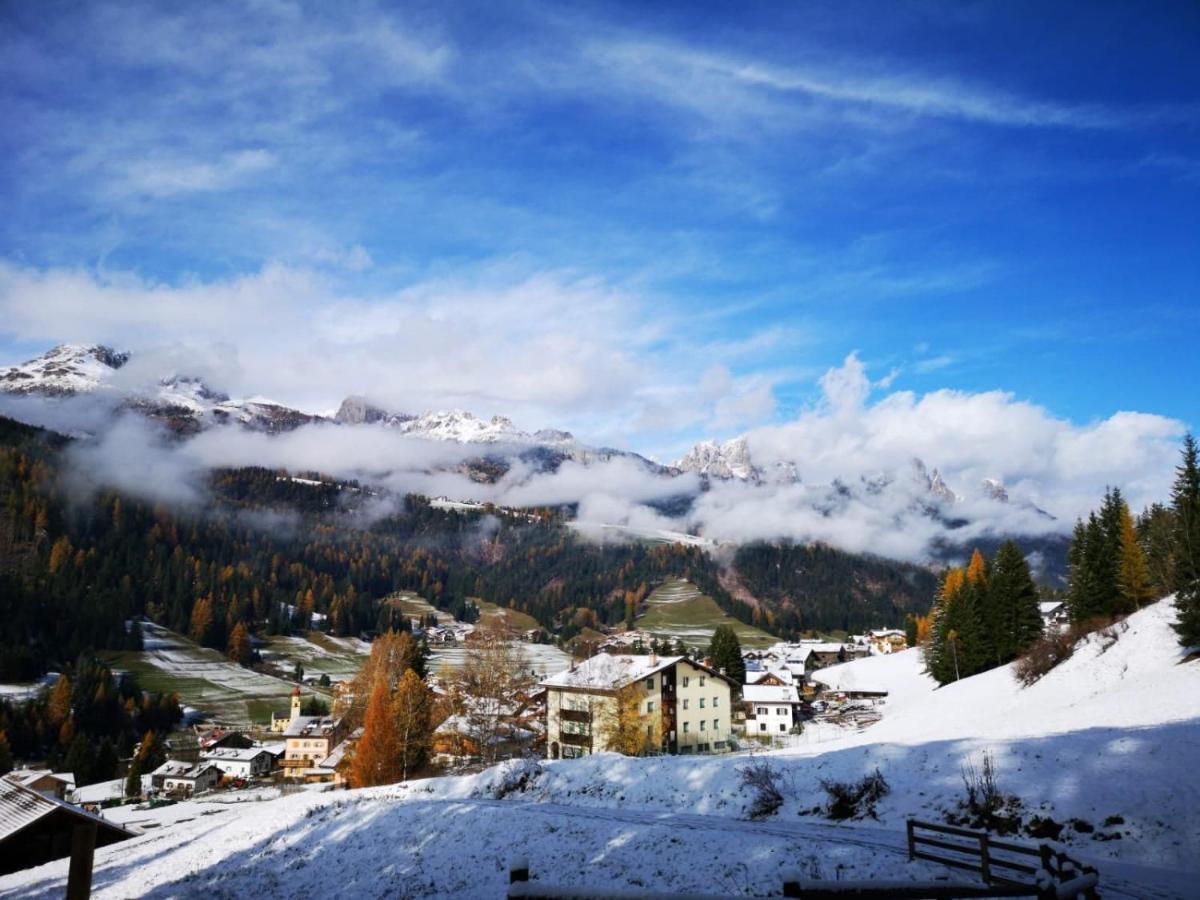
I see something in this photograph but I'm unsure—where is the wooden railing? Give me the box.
[505,820,1102,900]
[907,819,1098,899]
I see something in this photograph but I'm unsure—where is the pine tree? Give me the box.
[707,625,745,684]
[1138,503,1177,598]
[1117,502,1154,612]
[227,622,253,666]
[989,541,1043,661]
[1172,434,1200,647]
[392,669,432,782]
[350,675,402,788]
[47,675,73,729]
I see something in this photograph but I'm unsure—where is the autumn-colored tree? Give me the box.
[346,630,424,728]
[452,624,534,763]
[603,682,653,756]
[966,549,988,585]
[392,669,433,781]
[1117,503,1154,613]
[47,674,73,729]
[350,675,402,787]
[227,622,253,666]
[48,536,73,575]
[189,596,214,645]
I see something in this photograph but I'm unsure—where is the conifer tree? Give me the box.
[1138,503,1177,598]
[1117,503,1154,612]
[1172,434,1200,647]
[707,625,745,684]
[392,669,432,782]
[350,675,402,788]
[989,540,1043,661]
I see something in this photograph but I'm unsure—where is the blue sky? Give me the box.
[0,0,1197,460]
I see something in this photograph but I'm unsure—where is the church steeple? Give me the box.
[290,685,302,721]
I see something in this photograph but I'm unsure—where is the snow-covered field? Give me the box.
[6,597,1197,898]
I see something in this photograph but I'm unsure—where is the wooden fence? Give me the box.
[906,819,1099,899]
[506,819,1103,899]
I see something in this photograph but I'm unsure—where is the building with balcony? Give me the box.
[543,654,737,758]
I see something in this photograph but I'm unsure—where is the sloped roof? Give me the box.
[743,684,799,704]
[0,776,132,844]
[541,655,682,691]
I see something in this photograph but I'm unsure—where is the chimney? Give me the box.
[649,652,657,666]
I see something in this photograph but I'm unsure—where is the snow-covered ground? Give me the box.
[4,597,1196,898]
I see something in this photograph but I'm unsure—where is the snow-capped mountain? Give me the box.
[0,344,323,434]
[673,437,756,480]
[0,343,130,395]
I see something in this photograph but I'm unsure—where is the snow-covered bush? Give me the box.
[482,758,544,799]
[819,768,889,820]
[738,755,785,819]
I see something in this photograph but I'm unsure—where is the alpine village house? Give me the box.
[543,654,737,758]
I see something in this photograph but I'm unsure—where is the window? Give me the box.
[760,722,767,732]
[699,697,705,708]
[562,720,590,736]
[756,706,767,715]
[712,720,718,731]
[564,695,590,712]
[713,696,719,707]
[646,701,655,713]
[646,724,653,738]
[683,722,689,733]
[699,676,706,686]
[779,723,786,733]
[682,699,689,710]
[645,676,654,689]
[682,676,689,688]
[777,707,787,715]
[700,720,707,730]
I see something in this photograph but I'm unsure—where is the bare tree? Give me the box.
[453,623,535,763]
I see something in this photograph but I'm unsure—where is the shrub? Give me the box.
[819,768,889,820]
[739,755,785,819]
[1015,630,1076,685]
[955,750,1022,834]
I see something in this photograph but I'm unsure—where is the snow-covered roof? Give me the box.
[151,761,217,780]
[743,684,799,704]
[283,715,340,738]
[1039,601,1066,615]
[541,654,682,691]
[0,776,132,844]
[745,669,793,685]
[200,747,272,762]
[6,769,74,790]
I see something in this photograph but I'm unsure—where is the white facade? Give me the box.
[742,683,799,735]
[543,655,735,758]
[200,748,276,779]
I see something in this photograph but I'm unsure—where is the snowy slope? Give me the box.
[0,344,129,395]
[3,598,1196,899]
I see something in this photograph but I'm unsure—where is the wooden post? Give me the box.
[66,821,97,900]
[977,833,991,884]
[510,859,529,884]
[906,819,915,860]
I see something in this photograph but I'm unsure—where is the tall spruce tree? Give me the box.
[1172,434,1200,647]
[1138,503,1177,598]
[989,541,1043,661]
[707,625,745,684]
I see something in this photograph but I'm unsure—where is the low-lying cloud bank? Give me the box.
[0,351,1186,565]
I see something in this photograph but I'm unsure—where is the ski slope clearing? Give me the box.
[5,597,1194,898]
[104,623,326,727]
[637,579,778,649]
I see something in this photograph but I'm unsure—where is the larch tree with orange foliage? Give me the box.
[349,675,403,787]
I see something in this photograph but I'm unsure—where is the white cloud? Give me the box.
[0,259,783,447]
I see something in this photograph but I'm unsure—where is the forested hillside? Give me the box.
[0,416,939,680]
